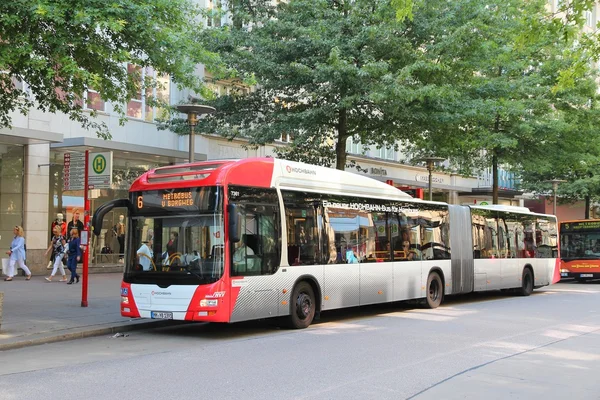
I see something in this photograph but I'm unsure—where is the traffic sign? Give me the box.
[88,152,113,188]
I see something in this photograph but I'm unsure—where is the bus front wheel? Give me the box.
[425,272,443,309]
[289,281,316,329]
[519,268,534,296]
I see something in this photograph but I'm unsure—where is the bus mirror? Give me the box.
[92,199,133,236]
[228,204,241,243]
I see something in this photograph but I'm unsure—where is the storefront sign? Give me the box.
[369,167,388,176]
[415,174,445,184]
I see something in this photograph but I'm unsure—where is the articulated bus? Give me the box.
[559,219,600,281]
[92,158,560,328]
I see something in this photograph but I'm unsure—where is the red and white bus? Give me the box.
[559,219,600,282]
[92,158,560,328]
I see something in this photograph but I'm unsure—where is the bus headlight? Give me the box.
[200,299,218,307]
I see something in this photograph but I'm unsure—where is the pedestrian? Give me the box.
[66,228,81,284]
[4,225,32,281]
[44,225,67,282]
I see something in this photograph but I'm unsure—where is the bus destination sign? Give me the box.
[136,189,199,211]
[161,191,194,207]
[561,220,600,232]
[133,187,220,214]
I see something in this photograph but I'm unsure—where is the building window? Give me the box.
[207,0,222,27]
[85,88,105,111]
[585,10,594,27]
[127,64,171,121]
[379,146,395,161]
[346,136,362,155]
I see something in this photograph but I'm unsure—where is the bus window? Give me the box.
[366,212,391,262]
[391,208,421,261]
[229,186,281,275]
[420,204,450,260]
[282,191,319,265]
[323,203,361,264]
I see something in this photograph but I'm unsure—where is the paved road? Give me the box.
[0,281,599,400]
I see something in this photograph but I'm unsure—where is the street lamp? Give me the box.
[416,156,445,201]
[546,179,566,216]
[175,103,216,163]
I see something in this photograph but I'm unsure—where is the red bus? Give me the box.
[92,158,559,328]
[559,219,600,282]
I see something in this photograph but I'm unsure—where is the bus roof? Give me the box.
[470,204,555,218]
[130,157,413,200]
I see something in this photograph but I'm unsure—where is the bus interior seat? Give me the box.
[288,245,300,265]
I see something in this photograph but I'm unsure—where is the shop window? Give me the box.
[0,145,24,253]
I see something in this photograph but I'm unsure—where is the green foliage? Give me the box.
[0,0,220,138]
[398,0,599,203]
[192,0,477,169]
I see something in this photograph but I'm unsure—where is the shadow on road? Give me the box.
[140,288,547,341]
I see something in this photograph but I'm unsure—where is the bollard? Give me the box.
[0,291,3,331]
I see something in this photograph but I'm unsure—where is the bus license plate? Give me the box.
[580,274,593,278]
[151,311,173,319]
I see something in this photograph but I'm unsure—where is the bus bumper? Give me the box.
[560,271,600,280]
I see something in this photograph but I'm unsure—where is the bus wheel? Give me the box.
[519,268,533,296]
[425,272,443,309]
[289,282,316,329]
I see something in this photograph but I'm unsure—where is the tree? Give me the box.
[401,0,599,204]
[0,0,219,138]
[193,0,446,170]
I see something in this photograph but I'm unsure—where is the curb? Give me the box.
[0,319,190,352]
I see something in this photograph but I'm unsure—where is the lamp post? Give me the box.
[175,103,216,163]
[416,156,445,201]
[546,179,566,216]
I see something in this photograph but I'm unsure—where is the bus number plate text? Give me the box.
[151,311,173,320]
[580,274,593,278]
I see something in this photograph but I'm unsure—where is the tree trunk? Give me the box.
[335,108,348,171]
[492,150,499,205]
[585,195,591,219]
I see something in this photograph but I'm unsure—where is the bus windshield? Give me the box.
[560,231,600,260]
[126,213,224,285]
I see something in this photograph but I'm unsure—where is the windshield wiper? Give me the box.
[182,266,204,282]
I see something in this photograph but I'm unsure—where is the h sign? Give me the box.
[88,152,113,189]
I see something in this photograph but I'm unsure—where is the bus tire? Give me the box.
[288,281,316,329]
[425,272,443,309]
[519,268,534,296]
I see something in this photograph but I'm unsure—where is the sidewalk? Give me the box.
[0,273,176,351]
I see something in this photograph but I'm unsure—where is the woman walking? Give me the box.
[44,225,67,282]
[66,228,81,284]
[4,226,32,281]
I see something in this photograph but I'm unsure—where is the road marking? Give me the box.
[542,288,599,294]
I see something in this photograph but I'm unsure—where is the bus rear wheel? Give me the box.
[425,272,443,309]
[288,282,316,329]
[518,268,533,296]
